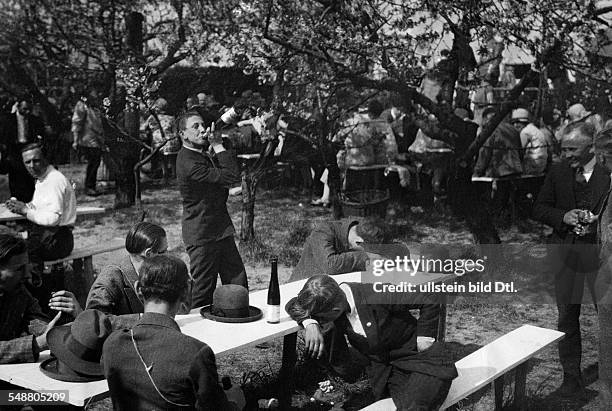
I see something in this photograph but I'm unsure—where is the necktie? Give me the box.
[576,167,586,184]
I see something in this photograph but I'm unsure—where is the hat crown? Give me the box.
[71,309,112,349]
[212,284,250,310]
[511,108,530,121]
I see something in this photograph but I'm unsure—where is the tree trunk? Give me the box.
[240,170,257,242]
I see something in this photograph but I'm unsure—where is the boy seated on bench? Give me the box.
[102,255,245,410]
[0,233,81,364]
[86,222,175,328]
[286,275,457,410]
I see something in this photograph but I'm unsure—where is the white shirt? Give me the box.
[26,166,77,226]
[582,156,597,183]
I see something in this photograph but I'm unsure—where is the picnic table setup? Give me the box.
[0,270,458,408]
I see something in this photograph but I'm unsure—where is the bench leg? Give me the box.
[494,377,504,411]
[437,303,447,342]
[513,362,528,411]
[279,332,297,409]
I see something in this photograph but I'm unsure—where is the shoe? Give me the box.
[86,188,100,197]
[553,373,586,399]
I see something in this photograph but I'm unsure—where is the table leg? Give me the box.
[279,332,298,409]
[494,377,504,410]
[513,362,528,410]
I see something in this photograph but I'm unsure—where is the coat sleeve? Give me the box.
[191,345,236,411]
[473,136,493,176]
[0,295,48,364]
[532,168,568,234]
[310,224,368,275]
[86,266,122,313]
[189,151,240,186]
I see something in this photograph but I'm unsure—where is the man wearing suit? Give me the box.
[0,100,44,201]
[590,129,612,408]
[176,111,247,308]
[286,275,456,410]
[533,122,610,397]
[103,255,244,410]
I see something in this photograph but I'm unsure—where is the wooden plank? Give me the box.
[45,238,124,265]
[360,325,564,411]
[0,206,106,223]
[439,324,563,409]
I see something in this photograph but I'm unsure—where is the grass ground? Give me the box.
[53,164,602,410]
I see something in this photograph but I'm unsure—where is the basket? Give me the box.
[340,189,390,217]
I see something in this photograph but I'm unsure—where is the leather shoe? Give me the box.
[553,373,586,399]
[85,188,101,197]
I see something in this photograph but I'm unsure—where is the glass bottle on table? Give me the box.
[267,256,280,323]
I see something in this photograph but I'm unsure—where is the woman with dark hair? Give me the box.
[86,222,169,321]
[286,275,457,410]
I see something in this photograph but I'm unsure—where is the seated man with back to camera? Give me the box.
[5,143,76,312]
[103,254,245,411]
[286,275,456,410]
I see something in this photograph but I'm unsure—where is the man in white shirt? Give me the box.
[6,143,76,310]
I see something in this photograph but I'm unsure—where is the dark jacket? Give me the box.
[289,283,457,404]
[473,122,523,178]
[176,147,240,246]
[86,253,143,316]
[289,219,368,282]
[103,312,234,411]
[533,161,610,244]
[0,285,48,364]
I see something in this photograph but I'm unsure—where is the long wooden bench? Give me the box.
[360,324,564,411]
[45,237,125,306]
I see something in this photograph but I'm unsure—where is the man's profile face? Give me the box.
[561,134,593,169]
[180,115,208,148]
[348,225,364,250]
[17,101,30,116]
[22,148,48,179]
[511,120,528,132]
[0,252,29,298]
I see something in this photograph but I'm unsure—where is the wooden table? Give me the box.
[0,206,107,223]
[0,271,456,407]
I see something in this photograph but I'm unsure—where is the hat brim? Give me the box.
[47,325,104,377]
[200,305,263,323]
[40,357,103,383]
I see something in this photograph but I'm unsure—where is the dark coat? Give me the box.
[533,161,610,244]
[0,285,48,364]
[473,122,523,178]
[291,282,457,405]
[176,147,240,246]
[289,219,368,282]
[102,312,234,411]
[86,253,143,315]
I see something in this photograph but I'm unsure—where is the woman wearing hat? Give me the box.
[103,255,245,410]
[86,222,173,328]
[286,275,457,410]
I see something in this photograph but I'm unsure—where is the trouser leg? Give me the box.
[187,243,220,308]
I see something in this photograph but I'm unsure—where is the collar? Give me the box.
[36,165,53,182]
[121,253,140,291]
[183,144,203,154]
[583,156,597,173]
[137,312,180,331]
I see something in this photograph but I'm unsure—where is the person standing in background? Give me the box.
[71,90,106,196]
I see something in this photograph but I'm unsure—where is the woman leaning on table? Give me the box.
[85,222,189,327]
[286,275,457,411]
